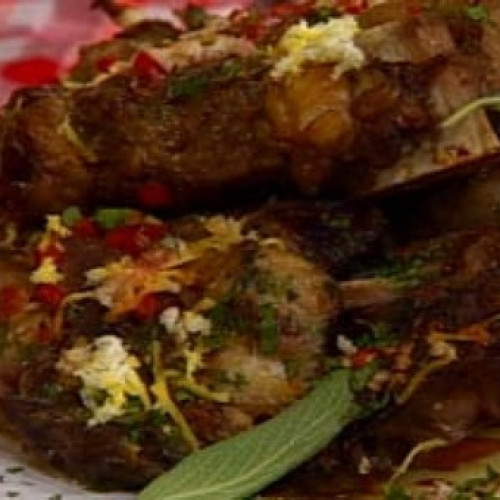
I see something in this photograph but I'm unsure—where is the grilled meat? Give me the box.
[1,199,500,493]
[0,201,390,489]
[266,228,500,498]
[1,1,500,219]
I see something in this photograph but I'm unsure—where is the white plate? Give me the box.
[0,435,135,500]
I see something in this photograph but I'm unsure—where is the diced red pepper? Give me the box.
[244,22,269,42]
[105,223,167,256]
[137,181,173,208]
[135,293,163,320]
[0,286,26,319]
[32,284,66,310]
[96,55,118,73]
[269,1,314,18]
[340,0,368,15]
[133,51,166,83]
[349,348,380,368]
[73,217,99,238]
[34,242,65,266]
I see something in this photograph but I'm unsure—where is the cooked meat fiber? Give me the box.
[1,1,500,219]
[3,200,500,492]
[0,201,352,490]
[340,229,500,332]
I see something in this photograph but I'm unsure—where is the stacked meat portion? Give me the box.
[1,0,499,219]
[1,0,500,497]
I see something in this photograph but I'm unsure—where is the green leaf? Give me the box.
[139,368,370,500]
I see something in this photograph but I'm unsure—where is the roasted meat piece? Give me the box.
[1,1,500,219]
[2,200,500,494]
[0,201,383,489]
[266,227,500,498]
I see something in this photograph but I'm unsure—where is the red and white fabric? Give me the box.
[0,0,248,104]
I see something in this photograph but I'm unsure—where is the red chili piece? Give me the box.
[342,0,368,15]
[96,55,118,73]
[32,284,66,310]
[35,242,65,266]
[0,286,26,319]
[137,181,173,208]
[135,293,163,320]
[349,348,380,368]
[105,223,167,256]
[133,51,166,83]
[73,217,99,238]
[269,1,314,18]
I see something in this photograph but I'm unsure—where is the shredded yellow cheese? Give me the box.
[30,257,64,285]
[85,216,252,319]
[150,341,200,450]
[46,215,72,238]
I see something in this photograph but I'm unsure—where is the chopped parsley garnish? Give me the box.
[356,321,398,348]
[464,5,491,23]
[183,5,208,30]
[206,298,249,349]
[168,60,243,100]
[259,304,279,355]
[61,206,82,227]
[169,73,211,100]
[384,484,412,500]
[39,382,64,400]
[93,208,133,230]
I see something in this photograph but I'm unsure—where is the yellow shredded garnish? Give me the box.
[150,341,200,451]
[396,355,455,405]
[30,257,64,285]
[388,438,448,486]
[174,378,230,404]
[58,118,97,162]
[0,223,17,249]
[45,215,72,238]
[58,335,151,426]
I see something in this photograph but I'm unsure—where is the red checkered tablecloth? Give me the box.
[0,0,248,104]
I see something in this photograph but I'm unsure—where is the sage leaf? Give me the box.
[139,368,369,500]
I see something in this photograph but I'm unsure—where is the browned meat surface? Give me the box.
[1,1,499,220]
[0,201,360,489]
[265,346,500,499]
[2,199,500,494]
[340,230,500,332]
[244,200,389,277]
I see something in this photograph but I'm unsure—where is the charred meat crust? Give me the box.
[1,2,499,220]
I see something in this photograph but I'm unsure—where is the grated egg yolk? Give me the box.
[271,16,365,80]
